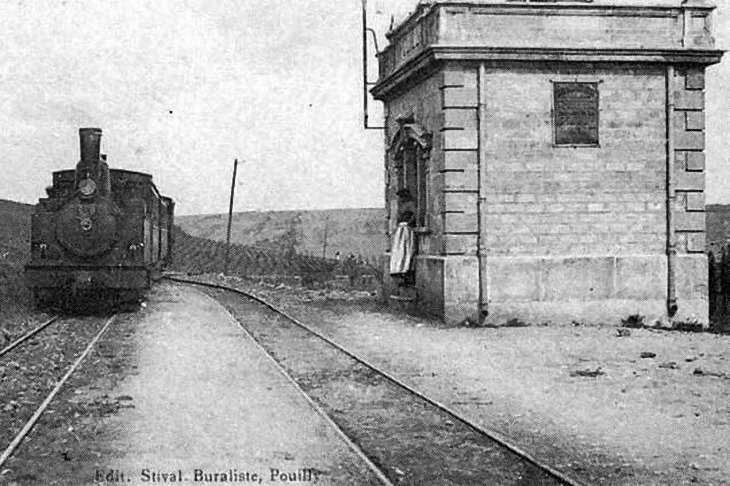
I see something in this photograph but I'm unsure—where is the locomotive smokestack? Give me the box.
[75,128,109,196]
[79,128,102,163]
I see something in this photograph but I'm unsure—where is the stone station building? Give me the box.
[372,0,723,325]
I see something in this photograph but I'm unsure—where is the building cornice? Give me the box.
[371,45,725,100]
[386,2,715,41]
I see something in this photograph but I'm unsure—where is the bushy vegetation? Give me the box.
[0,247,33,322]
[172,226,381,290]
[620,314,645,329]
[0,200,35,327]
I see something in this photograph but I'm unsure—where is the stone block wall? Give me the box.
[385,65,484,257]
[672,67,709,320]
[383,72,445,311]
[481,64,667,258]
[382,61,711,325]
[480,63,672,324]
[673,67,707,255]
[375,2,720,326]
[383,66,482,321]
[435,66,480,258]
[384,73,442,255]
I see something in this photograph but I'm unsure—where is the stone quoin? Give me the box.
[372,0,724,326]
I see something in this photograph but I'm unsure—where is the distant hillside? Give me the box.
[180,206,730,259]
[0,199,33,256]
[176,208,384,262]
[0,199,34,320]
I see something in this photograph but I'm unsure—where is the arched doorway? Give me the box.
[389,117,432,230]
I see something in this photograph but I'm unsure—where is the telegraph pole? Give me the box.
[223,158,239,275]
[322,216,329,259]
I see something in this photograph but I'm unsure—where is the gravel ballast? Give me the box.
[193,275,730,486]
[0,316,109,457]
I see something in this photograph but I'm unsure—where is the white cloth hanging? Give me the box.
[389,222,415,275]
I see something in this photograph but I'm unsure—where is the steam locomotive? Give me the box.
[25,128,174,308]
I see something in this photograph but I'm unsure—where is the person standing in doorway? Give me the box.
[389,189,416,287]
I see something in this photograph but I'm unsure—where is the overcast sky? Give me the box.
[0,0,727,215]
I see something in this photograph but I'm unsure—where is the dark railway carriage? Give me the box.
[25,128,174,307]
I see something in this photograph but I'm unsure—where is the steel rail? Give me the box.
[166,276,590,486]
[208,292,396,486]
[0,316,61,359]
[0,314,117,469]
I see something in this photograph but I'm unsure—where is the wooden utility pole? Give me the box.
[322,216,329,259]
[223,158,239,275]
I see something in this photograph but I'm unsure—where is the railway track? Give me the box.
[167,276,589,486]
[0,315,61,359]
[0,314,117,469]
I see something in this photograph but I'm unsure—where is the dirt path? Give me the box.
[98,284,383,485]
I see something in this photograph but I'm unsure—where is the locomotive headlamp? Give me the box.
[79,178,97,197]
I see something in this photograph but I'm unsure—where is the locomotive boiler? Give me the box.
[25,128,174,307]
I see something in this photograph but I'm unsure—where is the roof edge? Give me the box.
[372,45,725,100]
[385,1,716,41]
